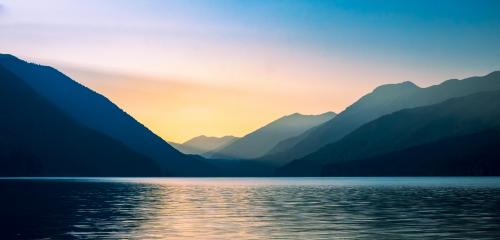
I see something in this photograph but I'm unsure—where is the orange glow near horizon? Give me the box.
[5,52,491,143]
[56,59,488,143]
[60,65,361,143]
[2,1,499,142]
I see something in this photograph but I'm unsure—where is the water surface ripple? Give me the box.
[1,177,499,239]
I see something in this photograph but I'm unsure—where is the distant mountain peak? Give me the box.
[210,111,336,159]
[171,135,239,156]
[319,111,337,117]
[184,135,237,144]
[288,112,303,117]
[284,111,336,119]
[349,81,421,108]
[372,81,420,94]
[488,70,500,77]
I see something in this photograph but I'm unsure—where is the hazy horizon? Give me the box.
[1,0,499,142]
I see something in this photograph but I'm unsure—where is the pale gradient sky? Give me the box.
[1,0,500,142]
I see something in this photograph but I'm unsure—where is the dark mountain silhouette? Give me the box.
[322,130,500,176]
[209,112,336,160]
[169,135,238,156]
[264,71,500,163]
[0,65,161,176]
[279,90,500,176]
[0,54,214,176]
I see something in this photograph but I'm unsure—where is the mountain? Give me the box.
[0,54,215,176]
[209,112,336,160]
[278,90,500,176]
[0,65,162,176]
[321,130,500,176]
[263,71,500,163]
[169,135,238,156]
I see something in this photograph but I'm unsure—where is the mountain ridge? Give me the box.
[0,64,162,176]
[0,53,215,176]
[263,71,500,164]
[278,90,500,176]
[170,135,239,156]
[208,111,336,160]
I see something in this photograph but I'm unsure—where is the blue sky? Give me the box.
[1,0,499,141]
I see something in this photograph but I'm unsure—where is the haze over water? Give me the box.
[1,177,500,239]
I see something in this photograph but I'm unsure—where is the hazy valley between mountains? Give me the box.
[1,53,499,177]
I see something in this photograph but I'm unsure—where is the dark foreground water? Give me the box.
[1,177,500,239]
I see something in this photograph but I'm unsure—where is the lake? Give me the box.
[1,177,499,239]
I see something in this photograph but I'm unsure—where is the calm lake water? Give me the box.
[1,177,499,239]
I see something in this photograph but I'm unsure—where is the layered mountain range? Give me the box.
[207,112,336,160]
[169,135,238,156]
[262,72,500,163]
[1,53,499,176]
[279,90,500,176]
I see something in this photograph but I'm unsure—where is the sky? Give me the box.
[1,0,500,142]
